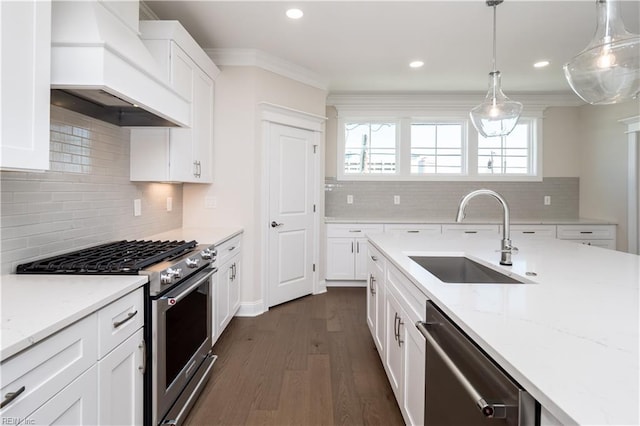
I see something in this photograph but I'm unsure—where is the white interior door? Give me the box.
[268,123,316,307]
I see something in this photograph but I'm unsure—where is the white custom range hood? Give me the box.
[50,1,189,127]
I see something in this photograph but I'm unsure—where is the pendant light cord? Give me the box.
[492,4,497,73]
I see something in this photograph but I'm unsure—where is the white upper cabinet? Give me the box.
[0,0,51,171]
[130,21,219,183]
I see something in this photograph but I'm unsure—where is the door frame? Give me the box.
[621,115,640,254]
[259,102,326,312]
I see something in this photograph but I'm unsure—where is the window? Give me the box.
[336,113,541,181]
[344,122,397,175]
[478,120,534,175]
[410,123,463,174]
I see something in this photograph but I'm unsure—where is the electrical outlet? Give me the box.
[394,195,400,205]
[166,197,173,212]
[134,199,142,216]
[544,195,551,206]
[205,196,217,209]
[347,195,353,204]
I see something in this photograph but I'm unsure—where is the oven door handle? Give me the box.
[160,267,217,305]
[416,321,506,419]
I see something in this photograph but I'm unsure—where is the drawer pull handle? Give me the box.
[464,231,478,234]
[407,230,420,233]
[370,255,378,261]
[349,230,362,233]
[523,231,535,234]
[580,231,594,234]
[1,386,25,409]
[228,246,236,252]
[113,310,138,328]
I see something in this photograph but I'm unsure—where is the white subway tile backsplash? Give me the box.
[0,106,184,274]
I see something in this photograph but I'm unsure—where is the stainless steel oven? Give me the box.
[151,265,217,426]
[417,301,536,426]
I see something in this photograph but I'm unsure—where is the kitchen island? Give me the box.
[368,233,639,425]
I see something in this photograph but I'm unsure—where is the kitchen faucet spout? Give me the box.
[455,189,517,266]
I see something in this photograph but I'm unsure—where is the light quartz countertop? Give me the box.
[325,217,616,225]
[0,275,147,360]
[368,233,639,425]
[145,226,243,246]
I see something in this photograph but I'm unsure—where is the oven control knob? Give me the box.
[201,249,214,260]
[160,273,173,284]
[186,258,200,268]
[171,268,182,279]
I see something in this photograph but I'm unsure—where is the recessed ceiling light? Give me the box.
[534,60,550,68]
[409,60,425,68]
[286,8,303,19]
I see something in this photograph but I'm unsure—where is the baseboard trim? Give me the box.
[236,300,265,317]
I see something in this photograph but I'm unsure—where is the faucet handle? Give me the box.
[496,246,518,254]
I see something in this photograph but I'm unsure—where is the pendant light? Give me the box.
[470,0,523,138]
[564,0,640,105]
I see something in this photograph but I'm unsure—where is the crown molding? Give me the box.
[205,48,329,91]
[327,92,585,114]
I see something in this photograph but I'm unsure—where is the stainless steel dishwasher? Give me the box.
[417,301,536,426]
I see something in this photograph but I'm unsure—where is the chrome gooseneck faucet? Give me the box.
[455,189,517,266]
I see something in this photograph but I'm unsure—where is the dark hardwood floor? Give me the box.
[184,287,404,426]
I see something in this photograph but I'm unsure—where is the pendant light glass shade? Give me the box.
[564,0,640,105]
[470,71,523,137]
[470,1,522,138]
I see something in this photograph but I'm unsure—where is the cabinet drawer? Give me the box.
[216,234,242,266]
[0,314,97,419]
[384,224,441,235]
[556,225,615,240]
[442,224,499,237]
[97,288,144,359]
[327,224,384,238]
[506,225,557,239]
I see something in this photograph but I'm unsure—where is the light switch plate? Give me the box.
[166,197,173,212]
[394,195,400,205]
[134,199,142,216]
[347,195,353,204]
[544,196,551,205]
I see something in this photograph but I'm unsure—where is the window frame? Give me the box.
[337,114,542,182]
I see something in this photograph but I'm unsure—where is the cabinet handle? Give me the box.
[370,255,378,261]
[349,230,362,233]
[394,312,400,342]
[113,310,138,328]
[464,231,478,234]
[351,242,354,253]
[407,230,420,233]
[228,246,236,252]
[1,386,26,409]
[369,274,376,295]
[397,316,404,347]
[138,340,146,374]
[580,231,594,234]
[356,241,360,253]
[523,231,535,234]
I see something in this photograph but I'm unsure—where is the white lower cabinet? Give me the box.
[366,244,385,354]
[326,224,384,281]
[29,365,98,425]
[0,287,144,425]
[97,328,144,426]
[376,260,425,426]
[213,234,242,343]
[557,224,617,249]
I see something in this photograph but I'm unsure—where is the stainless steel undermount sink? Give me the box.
[409,256,526,284]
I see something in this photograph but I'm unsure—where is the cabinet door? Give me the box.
[403,314,425,426]
[98,328,144,426]
[366,272,377,338]
[28,365,98,425]
[384,291,404,404]
[216,259,232,333]
[192,67,214,183]
[229,255,241,318]
[326,238,355,280]
[0,0,50,171]
[354,238,370,280]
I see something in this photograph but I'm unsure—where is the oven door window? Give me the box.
[165,282,209,387]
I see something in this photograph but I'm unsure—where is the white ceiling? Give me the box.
[146,1,640,95]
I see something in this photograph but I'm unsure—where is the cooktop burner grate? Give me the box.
[16,239,198,274]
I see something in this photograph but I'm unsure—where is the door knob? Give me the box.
[271,221,284,228]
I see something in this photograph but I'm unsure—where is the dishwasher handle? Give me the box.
[416,321,506,419]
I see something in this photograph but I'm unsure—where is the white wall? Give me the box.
[578,100,640,252]
[182,66,326,312]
